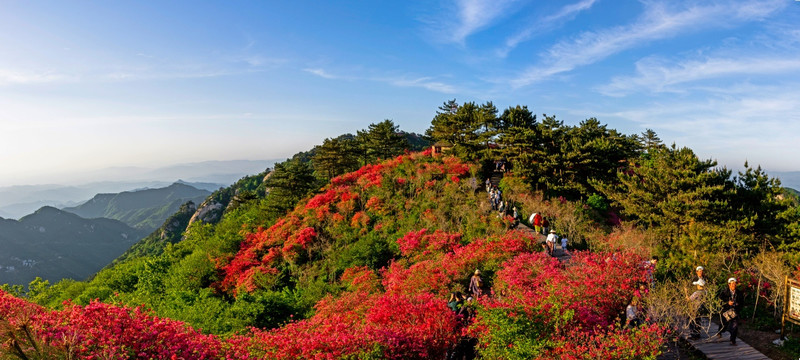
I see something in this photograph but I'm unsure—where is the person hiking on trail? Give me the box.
[531,212,543,234]
[448,292,465,313]
[625,297,642,328]
[510,207,520,229]
[485,178,491,192]
[687,278,707,339]
[560,235,568,253]
[717,277,744,346]
[546,230,558,255]
[469,270,483,298]
[542,216,550,234]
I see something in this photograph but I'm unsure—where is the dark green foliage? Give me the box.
[586,194,608,212]
[312,136,361,181]
[110,200,199,265]
[0,207,146,285]
[264,158,319,216]
[426,100,499,161]
[357,119,409,163]
[402,132,431,151]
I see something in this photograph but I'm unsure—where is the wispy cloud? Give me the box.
[303,68,342,80]
[383,76,458,93]
[303,66,458,94]
[607,95,798,135]
[510,0,786,88]
[497,0,597,58]
[599,85,800,169]
[0,69,72,86]
[436,0,526,44]
[598,56,800,96]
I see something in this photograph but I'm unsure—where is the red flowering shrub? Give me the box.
[469,250,663,359]
[0,291,238,359]
[217,152,489,294]
[244,270,459,360]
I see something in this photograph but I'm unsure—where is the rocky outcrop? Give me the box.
[188,198,224,227]
[161,201,197,240]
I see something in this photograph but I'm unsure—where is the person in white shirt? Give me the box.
[546,230,558,255]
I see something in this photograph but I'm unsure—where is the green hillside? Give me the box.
[7,109,800,359]
[0,206,147,285]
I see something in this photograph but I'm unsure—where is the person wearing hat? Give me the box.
[687,278,707,339]
[546,229,558,256]
[469,269,483,298]
[691,266,706,285]
[718,277,744,346]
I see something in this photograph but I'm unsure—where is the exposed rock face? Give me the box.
[188,199,224,227]
[161,201,197,240]
[263,170,273,196]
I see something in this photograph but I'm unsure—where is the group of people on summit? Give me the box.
[627,262,745,346]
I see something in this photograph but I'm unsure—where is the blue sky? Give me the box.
[1,0,799,186]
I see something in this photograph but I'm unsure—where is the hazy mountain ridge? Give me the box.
[62,183,211,232]
[0,159,276,219]
[0,207,147,285]
[772,171,800,193]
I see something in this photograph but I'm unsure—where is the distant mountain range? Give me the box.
[62,183,211,232]
[0,159,276,220]
[770,171,800,192]
[0,182,215,285]
[0,207,148,285]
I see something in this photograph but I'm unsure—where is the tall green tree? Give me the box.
[426,100,498,161]
[356,120,408,164]
[497,105,538,172]
[729,162,799,249]
[264,158,319,215]
[312,136,360,181]
[592,144,736,258]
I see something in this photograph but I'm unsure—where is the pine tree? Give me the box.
[264,158,318,215]
[312,136,360,181]
[362,120,408,162]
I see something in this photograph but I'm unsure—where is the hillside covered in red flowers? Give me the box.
[1,150,666,359]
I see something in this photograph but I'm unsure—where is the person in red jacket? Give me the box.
[532,213,543,234]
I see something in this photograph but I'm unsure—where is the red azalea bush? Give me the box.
[217,151,500,294]
[469,250,664,360]
[1,291,237,359]
[384,230,539,297]
[244,267,459,360]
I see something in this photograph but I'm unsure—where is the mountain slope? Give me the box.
[0,207,147,285]
[1,151,664,360]
[62,183,211,232]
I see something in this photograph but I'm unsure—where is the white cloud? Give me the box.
[598,84,800,169]
[510,0,786,88]
[0,69,72,85]
[498,0,597,58]
[303,67,457,93]
[303,68,341,80]
[437,0,526,44]
[598,56,800,96]
[384,76,458,94]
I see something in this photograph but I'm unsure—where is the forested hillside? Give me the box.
[63,182,211,232]
[2,106,799,359]
[0,207,146,285]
